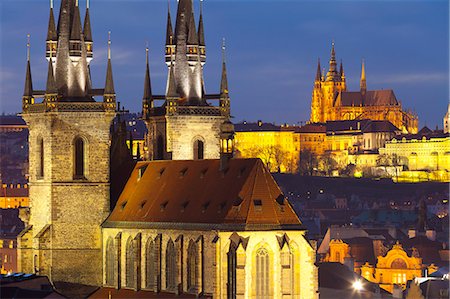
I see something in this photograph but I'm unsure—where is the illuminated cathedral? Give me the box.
[310,43,418,134]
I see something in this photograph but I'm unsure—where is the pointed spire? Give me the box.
[46,52,57,94]
[166,1,174,45]
[70,0,83,41]
[198,0,205,46]
[83,0,93,42]
[339,60,344,77]
[104,31,115,95]
[315,58,321,81]
[220,38,229,96]
[23,34,33,97]
[360,59,367,93]
[46,0,57,41]
[166,58,179,98]
[143,45,152,100]
[331,40,336,61]
[187,7,198,45]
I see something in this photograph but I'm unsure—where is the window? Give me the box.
[165,239,176,291]
[227,245,237,299]
[74,137,85,178]
[392,273,406,284]
[38,138,44,178]
[126,237,136,288]
[105,237,115,286]
[146,239,156,289]
[256,248,270,299]
[193,140,204,160]
[187,241,198,291]
[391,258,407,269]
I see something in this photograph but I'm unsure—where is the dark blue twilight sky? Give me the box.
[0,0,448,127]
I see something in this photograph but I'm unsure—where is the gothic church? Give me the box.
[18,1,318,298]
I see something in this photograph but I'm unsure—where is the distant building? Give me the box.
[234,121,300,173]
[444,104,450,134]
[297,123,326,155]
[310,42,418,134]
[0,209,24,274]
[0,184,29,209]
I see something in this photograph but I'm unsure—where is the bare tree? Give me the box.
[299,149,318,176]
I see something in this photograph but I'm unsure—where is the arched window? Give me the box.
[74,137,85,178]
[38,138,44,178]
[193,140,204,160]
[126,237,136,288]
[391,258,407,269]
[105,237,115,286]
[156,135,164,160]
[146,239,156,289]
[256,248,270,299]
[187,241,198,291]
[165,239,176,291]
[227,244,237,299]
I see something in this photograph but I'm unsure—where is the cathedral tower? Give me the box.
[18,0,116,285]
[310,42,347,123]
[144,0,231,161]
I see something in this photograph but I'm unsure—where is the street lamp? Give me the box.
[353,280,363,292]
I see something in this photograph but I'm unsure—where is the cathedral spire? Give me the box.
[143,45,153,102]
[83,0,93,42]
[70,0,83,42]
[46,0,57,42]
[360,59,367,94]
[220,38,229,97]
[166,1,174,46]
[23,34,33,98]
[198,0,205,47]
[340,60,345,79]
[104,32,115,96]
[326,41,339,81]
[315,58,321,82]
[45,52,57,95]
[166,59,179,98]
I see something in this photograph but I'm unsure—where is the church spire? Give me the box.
[326,40,338,81]
[142,44,153,119]
[220,38,229,97]
[166,1,174,46]
[45,52,57,96]
[104,31,116,106]
[69,0,83,58]
[166,59,179,99]
[83,0,93,42]
[46,0,57,42]
[23,34,33,98]
[340,60,345,79]
[360,59,367,94]
[315,58,321,82]
[198,0,206,65]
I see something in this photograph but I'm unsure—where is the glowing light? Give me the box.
[353,280,363,291]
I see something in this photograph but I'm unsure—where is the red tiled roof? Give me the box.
[106,159,301,227]
[337,90,398,107]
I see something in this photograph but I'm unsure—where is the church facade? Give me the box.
[310,43,418,134]
[17,0,318,298]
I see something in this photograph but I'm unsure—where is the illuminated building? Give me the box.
[379,127,450,181]
[444,104,449,134]
[18,0,116,285]
[0,184,29,209]
[142,0,231,161]
[98,159,318,299]
[234,121,300,173]
[297,123,326,155]
[310,43,418,134]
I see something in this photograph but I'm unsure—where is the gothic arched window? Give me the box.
[156,135,164,160]
[193,139,204,160]
[227,244,237,299]
[256,248,270,299]
[126,237,136,288]
[105,237,115,286]
[165,239,176,291]
[38,138,44,178]
[187,241,198,291]
[146,239,156,289]
[74,137,85,178]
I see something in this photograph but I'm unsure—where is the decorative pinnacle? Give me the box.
[222,37,226,63]
[26,34,30,61]
[50,0,53,9]
[145,42,149,65]
[108,31,111,60]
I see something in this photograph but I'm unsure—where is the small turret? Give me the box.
[46,0,57,61]
[22,35,34,112]
[315,58,322,82]
[360,59,367,95]
[69,0,83,62]
[198,0,206,65]
[84,0,93,63]
[165,2,175,66]
[166,59,179,114]
[45,51,58,106]
[103,32,116,109]
[142,46,153,120]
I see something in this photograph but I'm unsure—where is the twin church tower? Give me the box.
[18,0,231,284]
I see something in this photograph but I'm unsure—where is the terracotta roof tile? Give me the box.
[106,159,301,227]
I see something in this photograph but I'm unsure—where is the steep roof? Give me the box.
[361,120,400,133]
[106,159,301,229]
[337,90,399,107]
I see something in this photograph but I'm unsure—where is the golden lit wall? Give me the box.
[299,132,326,155]
[235,131,300,173]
